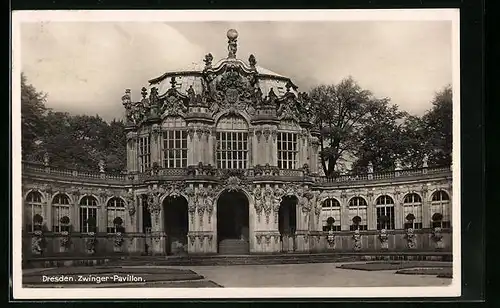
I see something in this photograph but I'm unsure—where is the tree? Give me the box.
[21,73,47,160]
[422,85,452,166]
[351,101,408,173]
[310,77,379,176]
[398,115,429,168]
[100,119,127,173]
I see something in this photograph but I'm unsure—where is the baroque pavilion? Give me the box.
[22,29,453,257]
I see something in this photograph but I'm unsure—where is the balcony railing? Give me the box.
[22,161,127,181]
[22,160,451,184]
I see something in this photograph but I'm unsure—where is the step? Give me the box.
[218,239,249,255]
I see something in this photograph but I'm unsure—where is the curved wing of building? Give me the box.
[21,29,453,259]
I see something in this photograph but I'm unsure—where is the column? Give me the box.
[367,193,376,230]
[150,128,160,167]
[45,192,53,231]
[187,128,195,166]
[421,186,430,228]
[341,194,350,231]
[99,196,107,233]
[394,193,403,230]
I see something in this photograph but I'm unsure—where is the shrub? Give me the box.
[33,214,43,225]
[113,217,123,226]
[432,213,443,221]
[406,213,416,221]
[60,216,70,225]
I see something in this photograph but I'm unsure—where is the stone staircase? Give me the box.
[217,239,249,255]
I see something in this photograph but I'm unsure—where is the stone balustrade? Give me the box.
[22,160,451,186]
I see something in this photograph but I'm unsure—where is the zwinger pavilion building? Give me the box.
[22,29,453,258]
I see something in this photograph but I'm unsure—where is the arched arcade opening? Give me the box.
[279,195,298,252]
[163,196,189,255]
[216,190,249,254]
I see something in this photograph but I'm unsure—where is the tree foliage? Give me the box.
[310,77,375,176]
[21,74,127,173]
[21,73,47,160]
[309,77,452,175]
[422,85,453,166]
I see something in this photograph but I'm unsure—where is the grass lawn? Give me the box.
[337,261,452,271]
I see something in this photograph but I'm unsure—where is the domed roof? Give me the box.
[147,29,297,98]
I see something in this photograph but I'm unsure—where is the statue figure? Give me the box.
[327,229,335,247]
[352,229,361,251]
[227,29,238,58]
[405,228,416,249]
[367,161,374,174]
[98,160,105,173]
[203,53,213,68]
[43,153,50,166]
[378,228,389,250]
[249,54,257,67]
[432,227,444,249]
[422,154,429,168]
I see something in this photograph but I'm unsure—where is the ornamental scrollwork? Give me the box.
[147,187,162,220]
[124,190,136,216]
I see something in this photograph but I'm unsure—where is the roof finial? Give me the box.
[227,29,238,58]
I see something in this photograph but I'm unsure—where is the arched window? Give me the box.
[25,191,43,232]
[431,190,451,228]
[52,194,71,232]
[348,197,368,231]
[79,196,99,233]
[162,117,188,168]
[216,115,249,169]
[403,193,423,229]
[376,195,395,230]
[322,198,341,231]
[107,197,126,233]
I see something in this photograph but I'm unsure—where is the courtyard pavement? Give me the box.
[23,262,452,288]
[171,263,452,287]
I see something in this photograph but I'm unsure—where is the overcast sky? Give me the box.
[20,21,452,121]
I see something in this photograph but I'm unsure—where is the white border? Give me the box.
[11,9,461,299]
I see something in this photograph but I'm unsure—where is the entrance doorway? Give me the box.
[279,195,298,252]
[163,196,189,255]
[217,190,249,254]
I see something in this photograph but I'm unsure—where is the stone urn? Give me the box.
[352,229,362,251]
[378,229,389,250]
[432,227,444,249]
[113,232,125,252]
[405,228,416,249]
[85,232,97,255]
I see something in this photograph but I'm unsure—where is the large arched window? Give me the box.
[403,193,423,229]
[431,190,451,228]
[348,197,368,231]
[216,115,249,169]
[107,197,126,233]
[52,193,71,232]
[376,195,395,230]
[322,198,341,231]
[162,117,188,168]
[25,191,43,232]
[79,196,99,233]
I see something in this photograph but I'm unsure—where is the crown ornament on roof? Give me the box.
[227,29,238,58]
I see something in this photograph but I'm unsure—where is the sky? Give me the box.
[20,20,453,121]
